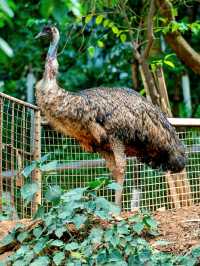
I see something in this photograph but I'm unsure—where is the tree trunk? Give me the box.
[156,0,200,75]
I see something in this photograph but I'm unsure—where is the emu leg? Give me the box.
[101,141,126,208]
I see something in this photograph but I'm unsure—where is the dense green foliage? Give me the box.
[0,0,200,116]
[1,182,200,265]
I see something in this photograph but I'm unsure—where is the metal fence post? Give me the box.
[32,109,41,213]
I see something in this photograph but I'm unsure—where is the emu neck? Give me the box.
[44,36,59,81]
[48,38,58,59]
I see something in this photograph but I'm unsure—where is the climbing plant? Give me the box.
[1,181,200,265]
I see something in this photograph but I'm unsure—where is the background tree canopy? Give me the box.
[0,0,200,117]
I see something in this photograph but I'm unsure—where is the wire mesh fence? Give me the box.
[41,125,200,212]
[1,91,200,219]
[0,92,40,219]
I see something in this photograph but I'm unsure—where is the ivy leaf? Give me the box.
[40,153,50,163]
[21,161,37,178]
[65,242,79,251]
[55,227,66,238]
[70,251,84,260]
[62,188,87,202]
[40,160,58,172]
[191,247,200,258]
[33,205,45,219]
[33,226,43,239]
[45,185,62,203]
[89,228,103,244]
[72,214,87,229]
[30,256,50,266]
[96,15,104,25]
[144,217,157,229]
[132,222,144,235]
[21,182,39,203]
[33,237,48,254]
[53,252,65,266]
[50,240,64,247]
[17,232,29,243]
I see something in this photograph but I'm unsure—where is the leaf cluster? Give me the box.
[1,182,200,265]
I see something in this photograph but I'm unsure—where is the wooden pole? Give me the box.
[155,65,172,117]
[32,110,41,214]
[0,98,3,211]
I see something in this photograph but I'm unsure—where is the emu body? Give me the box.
[36,26,186,207]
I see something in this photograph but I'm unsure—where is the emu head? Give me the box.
[35,25,60,43]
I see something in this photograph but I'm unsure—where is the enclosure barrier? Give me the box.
[0,91,200,218]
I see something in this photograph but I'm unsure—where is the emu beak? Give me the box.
[35,31,48,39]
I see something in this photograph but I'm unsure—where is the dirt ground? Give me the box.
[0,206,200,261]
[152,204,200,254]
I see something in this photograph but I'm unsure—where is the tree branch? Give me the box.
[156,0,200,75]
[142,0,156,59]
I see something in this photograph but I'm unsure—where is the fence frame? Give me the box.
[1,91,200,216]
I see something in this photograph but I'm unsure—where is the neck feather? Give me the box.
[44,35,59,80]
[47,36,59,59]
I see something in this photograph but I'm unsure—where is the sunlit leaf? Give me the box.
[164,60,175,68]
[85,14,93,24]
[112,26,119,34]
[96,15,104,25]
[88,46,95,58]
[97,40,104,48]
[103,19,110,27]
[120,34,127,43]
[0,0,14,17]
[0,37,13,57]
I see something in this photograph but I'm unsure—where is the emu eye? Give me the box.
[43,26,51,33]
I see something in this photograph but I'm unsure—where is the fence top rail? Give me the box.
[0,92,39,110]
[168,118,200,127]
[41,118,200,127]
